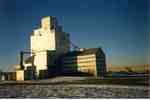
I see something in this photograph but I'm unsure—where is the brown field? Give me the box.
[107,64,150,73]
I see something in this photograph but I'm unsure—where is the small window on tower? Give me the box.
[38,31,42,36]
[51,25,54,29]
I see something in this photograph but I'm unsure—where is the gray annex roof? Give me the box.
[63,48,104,57]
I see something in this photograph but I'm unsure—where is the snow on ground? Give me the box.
[0,76,149,98]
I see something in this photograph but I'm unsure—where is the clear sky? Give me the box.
[0,0,149,71]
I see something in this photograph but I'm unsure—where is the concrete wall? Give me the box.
[77,54,97,76]
[30,16,70,77]
[16,70,24,81]
[34,51,48,75]
[62,54,98,76]
[31,29,56,51]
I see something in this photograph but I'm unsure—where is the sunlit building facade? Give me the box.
[29,16,70,76]
[61,48,106,77]
[16,16,70,80]
[15,16,106,80]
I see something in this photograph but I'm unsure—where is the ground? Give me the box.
[0,76,149,98]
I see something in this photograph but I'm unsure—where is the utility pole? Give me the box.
[20,51,24,70]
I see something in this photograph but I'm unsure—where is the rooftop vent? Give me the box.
[79,48,85,52]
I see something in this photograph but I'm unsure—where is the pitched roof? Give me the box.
[64,48,103,57]
[79,48,100,56]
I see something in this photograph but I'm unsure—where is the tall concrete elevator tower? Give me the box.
[30,16,70,76]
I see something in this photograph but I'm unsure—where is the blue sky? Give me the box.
[0,0,149,71]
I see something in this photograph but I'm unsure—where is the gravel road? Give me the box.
[0,76,149,98]
[0,84,149,98]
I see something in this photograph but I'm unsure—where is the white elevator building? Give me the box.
[16,16,106,81]
[30,16,70,76]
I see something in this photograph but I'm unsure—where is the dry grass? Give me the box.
[0,76,149,86]
[107,65,150,73]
